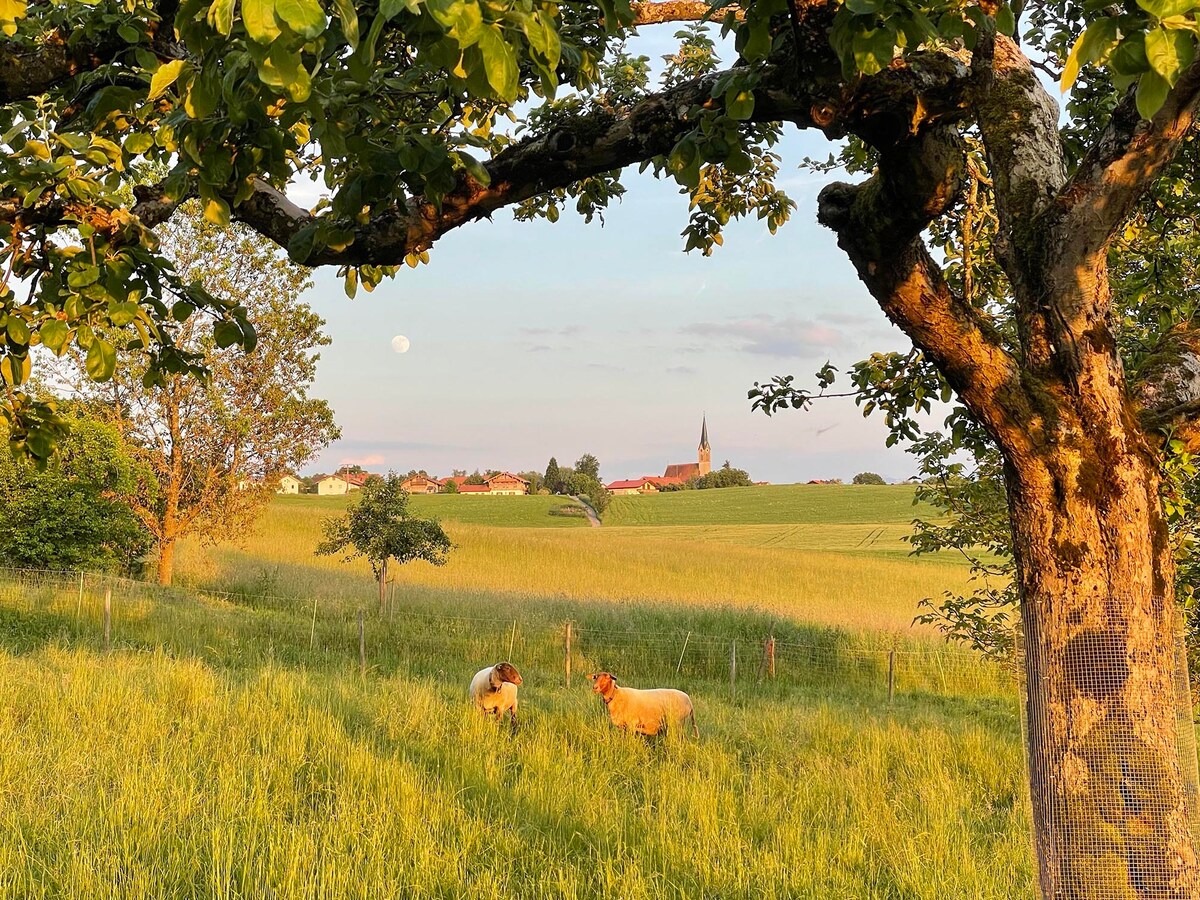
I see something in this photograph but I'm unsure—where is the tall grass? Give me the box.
[0,589,1034,899]
[174,502,976,635]
[0,487,1036,899]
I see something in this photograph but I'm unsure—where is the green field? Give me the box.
[0,483,1037,898]
[604,483,930,526]
[279,492,591,527]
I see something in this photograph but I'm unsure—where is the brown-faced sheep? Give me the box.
[470,662,523,731]
[587,671,698,738]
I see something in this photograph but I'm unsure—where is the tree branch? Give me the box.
[1057,60,1200,259]
[630,0,741,24]
[817,127,1036,456]
[0,0,179,103]
[211,52,971,265]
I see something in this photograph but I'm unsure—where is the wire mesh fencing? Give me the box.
[0,563,1014,703]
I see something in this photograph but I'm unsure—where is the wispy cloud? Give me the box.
[667,365,697,375]
[527,344,552,352]
[680,314,847,357]
[521,325,582,337]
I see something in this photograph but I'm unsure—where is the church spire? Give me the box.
[699,414,709,450]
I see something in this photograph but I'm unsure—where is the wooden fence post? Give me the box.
[730,640,737,699]
[565,622,572,688]
[887,649,896,703]
[310,596,318,651]
[507,620,517,659]
[676,631,691,675]
[767,635,776,680]
[103,587,112,652]
[358,609,366,677]
[77,571,84,622]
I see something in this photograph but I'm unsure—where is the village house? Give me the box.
[317,470,371,495]
[442,472,530,495]
[605,477,661,496]
[400,474,442,494]
[276,474,302,495]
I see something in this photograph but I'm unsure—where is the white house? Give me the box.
[277,474,302,495]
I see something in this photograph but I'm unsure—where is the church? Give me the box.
[604,417,714,495]
[662,417,711,481]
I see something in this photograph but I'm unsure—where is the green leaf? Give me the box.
[380,0,418,19]
[172,300,194,322]
[287,223,319,262]
[1062,17,1121,91]
[1111,34,1150,76]
[456,151,491,185]
[38,320,70,354]
[1146,26,1195,85]
[995,3,1014,36]
[242,0,281,43]
[108,301,140,326]
[148,59,187,100]
[6,316,30,345]
[85,338,117,381]
[477,24,518,100]
[331,0,358,47]
[203,195,231,227]
[274,0,325,38]
[124,132,155,155]
[1137,69,1170,118]
[852,26,896,75]
[207,0,236,34]
[0,352,30,386]
[725,88,755,120]
[844,0,882,13]
[214,320,243,349]
[1137,0,1200,18]
[67,265,100,289]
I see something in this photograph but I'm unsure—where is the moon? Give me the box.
[390,335,411,353]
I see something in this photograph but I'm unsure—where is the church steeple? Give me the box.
[698,415,711,475]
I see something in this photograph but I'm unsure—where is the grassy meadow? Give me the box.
[0,483,1038,898]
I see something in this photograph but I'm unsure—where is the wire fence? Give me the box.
[0,563,1014,702]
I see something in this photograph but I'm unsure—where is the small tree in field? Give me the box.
[316,474,452,611]
[852,472,886,485]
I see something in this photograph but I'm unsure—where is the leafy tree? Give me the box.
[544,457,563,494]
[696,463,752,489]
[10,0,1200,884]
[464,470,486,485]
[56,208,340,584]
[852,472,886,485]
[441,478,459,494]
[518,470,543,493]
[316,473,452,610]
[0,408,152,572]
[574,453,601,481]
[564,471,610,514]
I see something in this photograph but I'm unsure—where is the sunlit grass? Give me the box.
[0,486,1035,898]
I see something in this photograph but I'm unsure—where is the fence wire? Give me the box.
[0,564,1011,702]
[1016,611,1200,899]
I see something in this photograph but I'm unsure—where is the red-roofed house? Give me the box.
[484,472,529,495]
[606,477,661,496]
[401,474,443,494]
[318,470,372,495]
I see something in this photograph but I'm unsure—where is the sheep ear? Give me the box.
[586,673,597,682]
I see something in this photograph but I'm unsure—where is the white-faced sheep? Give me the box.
[586,672,698,738]
[470,662,523,731]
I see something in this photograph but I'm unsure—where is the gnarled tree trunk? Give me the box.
[1009,428,1199,897]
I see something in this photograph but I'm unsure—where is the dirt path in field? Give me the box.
[572,496,602,527]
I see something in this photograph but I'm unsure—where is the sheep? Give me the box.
[586,672,698,738]
[469,662,523,732]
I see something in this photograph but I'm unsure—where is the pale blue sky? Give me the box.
[298,28,929,484]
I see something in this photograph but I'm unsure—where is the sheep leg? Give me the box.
[508,708,519,735]
[689,710,699,739]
